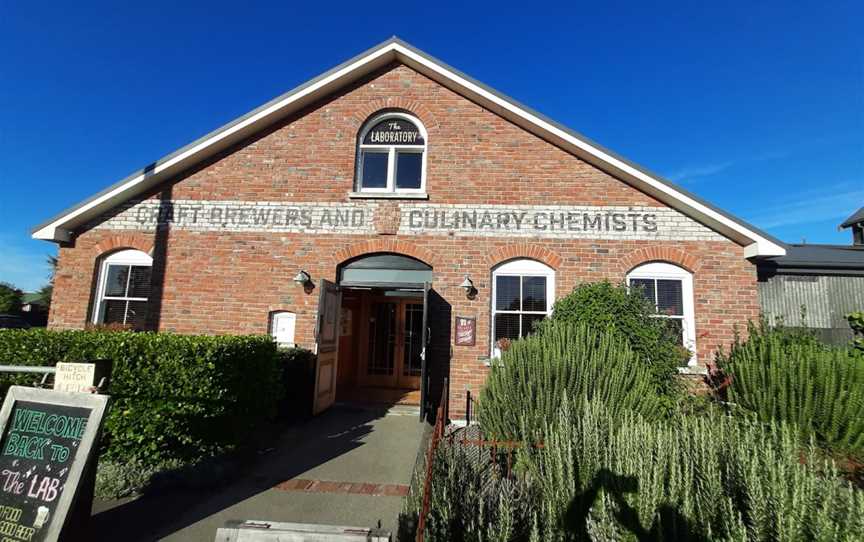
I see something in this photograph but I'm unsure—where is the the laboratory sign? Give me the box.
[363,119,424,145]
[96,200,723,242]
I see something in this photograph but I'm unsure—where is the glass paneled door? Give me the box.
[361,297,423,389]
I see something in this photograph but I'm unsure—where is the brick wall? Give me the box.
[48,62,760,417]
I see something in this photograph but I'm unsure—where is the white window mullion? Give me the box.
[654,278,660,311]
[518,276,524,337]
[386,147,396,191]
[123,265,133,324]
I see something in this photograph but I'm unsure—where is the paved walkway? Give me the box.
[90,405,426,541]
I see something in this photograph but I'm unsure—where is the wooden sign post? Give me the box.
[0,386,109,541]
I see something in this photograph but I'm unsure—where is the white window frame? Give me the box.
[92,249,153,326]
[627,261,697,366]
[490,259,555,358]
[356,112,427,194]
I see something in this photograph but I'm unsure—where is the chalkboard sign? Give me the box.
[0,387,108,542]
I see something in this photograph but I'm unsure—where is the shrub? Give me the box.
[519,400,864,541]
[847,311,864,352]
[478,322,666,442]
[0,329,283,466]
[400,440,531,542]
[543,281,683,391]
[95,458,183,499]
[715,323,864,454]
[407,402,864,541]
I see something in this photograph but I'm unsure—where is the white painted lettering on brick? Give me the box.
[93,200,724,241]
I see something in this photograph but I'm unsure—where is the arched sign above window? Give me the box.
[362,118,425,146]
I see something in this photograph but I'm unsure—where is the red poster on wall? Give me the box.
[455,316,476,346]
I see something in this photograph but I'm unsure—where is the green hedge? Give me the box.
[0,329,283,466]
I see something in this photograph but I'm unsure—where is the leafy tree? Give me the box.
[0,283,23,314]
[36,255,57,308]
[541,280,686,391]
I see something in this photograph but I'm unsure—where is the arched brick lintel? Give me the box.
[351,97,440,132]
[332,239,440,269]
[485,244,564,270]
[620,247,701,275]
[92,234,154,257]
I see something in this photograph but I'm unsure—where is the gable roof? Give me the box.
[31,37,786,257]
[840,206,864,229]
[21,293,47,306]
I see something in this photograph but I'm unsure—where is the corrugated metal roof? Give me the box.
[758,243,864,275]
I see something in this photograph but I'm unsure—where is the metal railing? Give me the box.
[464,389,479,427]
[0,365,56,374]
[415,379,546,541]
[415,378,448,542]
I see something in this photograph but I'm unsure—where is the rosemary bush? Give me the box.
[405,403,864,541]
[542,281,685,389]
[478,322,665,442]
[399,439,531,542]
[519,400,864,541]
[716,324,864,454]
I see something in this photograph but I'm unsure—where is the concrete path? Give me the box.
[90,405,426,541]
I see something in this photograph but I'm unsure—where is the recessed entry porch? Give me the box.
[332,253,433,410]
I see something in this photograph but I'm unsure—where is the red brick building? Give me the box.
[32,38,786,419]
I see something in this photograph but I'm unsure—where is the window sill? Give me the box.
[348,192,429,200]
[677,365,707,376]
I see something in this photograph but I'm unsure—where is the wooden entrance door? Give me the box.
[360,296,423,389]
[313,279,341,414]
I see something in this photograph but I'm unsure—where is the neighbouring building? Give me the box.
[36,38,842,419]
[20,292,49,327]
[757,207,864,345]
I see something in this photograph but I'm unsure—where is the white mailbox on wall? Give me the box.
[270,311,296,347]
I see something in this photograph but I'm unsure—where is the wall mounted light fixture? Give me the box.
[460,274,477,299]
[293,270,312,286]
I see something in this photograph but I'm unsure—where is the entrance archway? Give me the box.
[333,253,433,409]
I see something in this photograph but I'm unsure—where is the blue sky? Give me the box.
[1,1,862,291]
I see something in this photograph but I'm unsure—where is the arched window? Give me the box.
[491,259,555,357]
[92,249,152,329]
[627,261,697,366]
[356,112,427,194]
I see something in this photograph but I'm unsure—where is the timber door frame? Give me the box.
[358,294,423,390]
